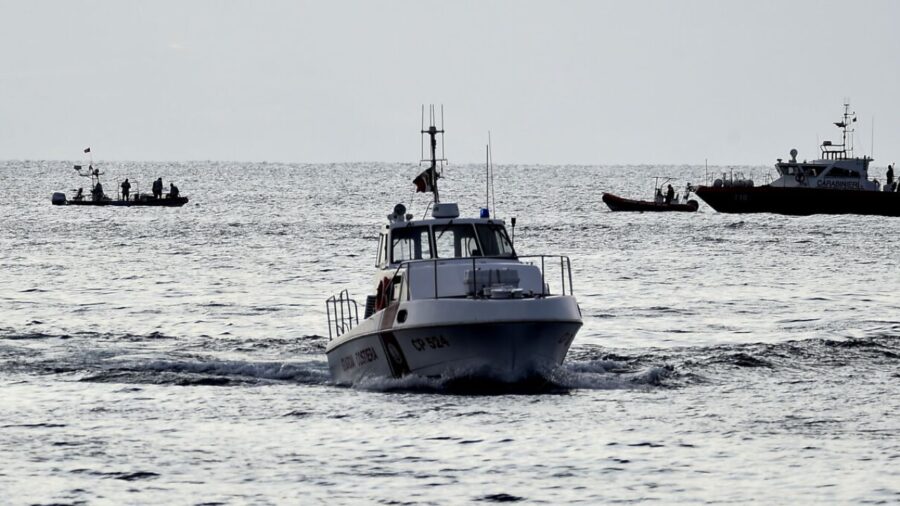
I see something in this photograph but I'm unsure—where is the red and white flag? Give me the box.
[413,168,434,193]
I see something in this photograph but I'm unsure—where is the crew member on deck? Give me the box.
[665,184,675,205]
[121,179,131,201]
[152,178,163,199]
[169,182,179,199]
[887,164,894,189]
[91,181,104,202]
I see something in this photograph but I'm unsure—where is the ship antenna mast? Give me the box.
[837,99,856,158]
[420,104,446,204]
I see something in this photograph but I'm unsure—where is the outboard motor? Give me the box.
[51,192,67,205]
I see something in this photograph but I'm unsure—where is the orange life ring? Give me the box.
[375,277,391,311]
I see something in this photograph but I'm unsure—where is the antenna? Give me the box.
[871,116,875,160]
[419,104,447,204]
[420,105,425,163]
[485,142,490,211]
[489,131,496,217]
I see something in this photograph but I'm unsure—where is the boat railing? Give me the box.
[325,289,359,340]
[384,255,574,302]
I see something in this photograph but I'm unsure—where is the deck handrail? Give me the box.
[325,289,359,340]
[382,254,573,303]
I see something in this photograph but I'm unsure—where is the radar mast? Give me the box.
[419,105,446,204]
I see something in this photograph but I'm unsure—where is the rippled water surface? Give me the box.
[2,160,899,504]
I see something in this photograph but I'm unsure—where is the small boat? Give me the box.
[324,108,582,386]
[51,149,188,207]
[694,102,900,216]
[52,192,189,207]
[603,177,699,212]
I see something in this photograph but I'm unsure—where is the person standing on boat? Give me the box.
[152,177,162,199]
[665,184,675,205]
[887,164,894,190]
[121,179,131,201]
[91,181,104,202]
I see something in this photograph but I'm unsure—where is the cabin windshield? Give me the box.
[391,226,432,263]
[433,224,480,258]
[475,224,515,257]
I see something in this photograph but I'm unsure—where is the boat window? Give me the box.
[475,224,516,257]
[376,234,385,266]
[391,226,432,263]
[825,167,859,178]
[433,224,479,258]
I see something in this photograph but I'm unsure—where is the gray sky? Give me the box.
[2,0,899,165]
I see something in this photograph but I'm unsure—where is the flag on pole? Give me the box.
[413,168,434,193]
[83,147,91,153]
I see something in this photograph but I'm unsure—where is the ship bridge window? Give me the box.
[825,167,860,178]
[433,224,479,258]
[391,226,432,263]
[475,224,516,257]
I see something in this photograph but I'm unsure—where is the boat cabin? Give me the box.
[377,217,516,269]
[773,153,877,191]
[360,202,566,317]
[770,102,882,192]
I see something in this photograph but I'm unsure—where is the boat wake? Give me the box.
[345,358,679,395]
[81,358,331,386]
[2,328,898,392]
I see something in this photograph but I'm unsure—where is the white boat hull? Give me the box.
[325,297,582,385]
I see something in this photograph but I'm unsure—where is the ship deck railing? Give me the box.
[384,255,574,303]
[325,289,359,340]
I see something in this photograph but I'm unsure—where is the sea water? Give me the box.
[1,160,898,504]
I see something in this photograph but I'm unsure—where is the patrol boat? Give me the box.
[324,111,582,386]
[694,102,900,216]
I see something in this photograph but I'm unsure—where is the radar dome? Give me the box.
[393,203,406,216]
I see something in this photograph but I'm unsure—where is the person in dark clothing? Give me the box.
[121,179,131,201]
[73,187,84,201]
[665,184,675,205]
[887,164,894,187]
[169,182,179,199]
[91,182,104,202]
[152,178,162,199]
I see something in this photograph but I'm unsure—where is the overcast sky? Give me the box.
[1,0,899,165]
